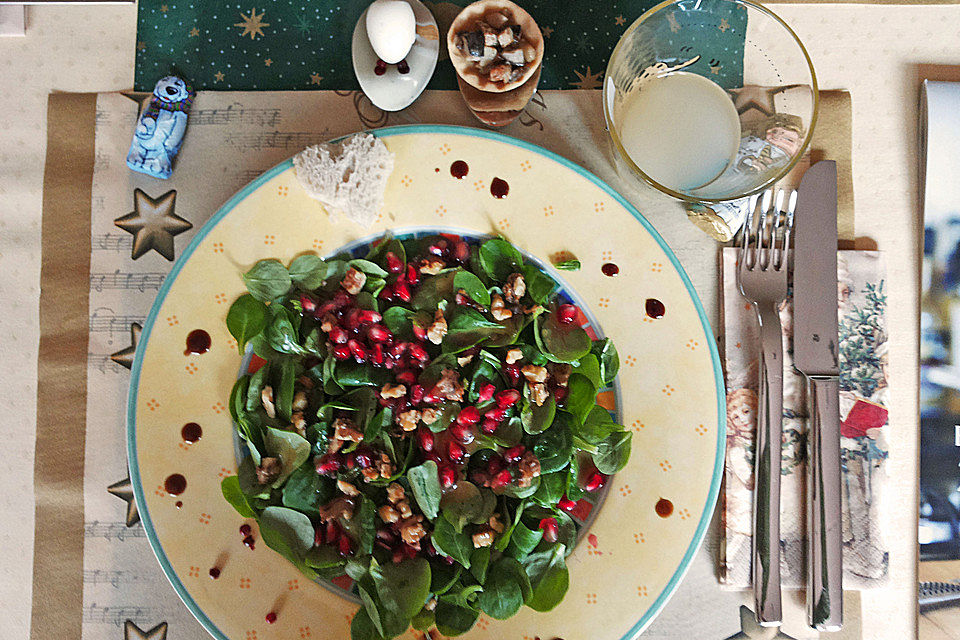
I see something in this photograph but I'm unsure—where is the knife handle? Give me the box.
[806,375,843,631]
[753,303,783,626]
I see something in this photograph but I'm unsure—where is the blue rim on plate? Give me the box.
[126,124,727,640]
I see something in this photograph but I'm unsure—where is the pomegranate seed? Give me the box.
[557,304,578,325]
[456,406,480,426]
[406,384,422,405]
[371,343,385,366]
[379,285,394,300]
[354,449,373,469]
[449,421,477,445]
[491,469,513,489]
[348,339,367,363]
[553,386,569,403]
[299,293,317,314]
[451,240,469,262]
[424,540,437,556]
[240,524,252,536]
[209,567,221,579]
[481,418,498,434]
[502,445,524,464]
[394,281,411,301]
[443,555,455,565]
[438,463,457,487]
[423,451,442,464]
[447,440,465,463]
[428,240,447,257]
[397,59,410,74]
[412,322,427,341]
[326,521,341,544]
[477,383,496,402]
[315,453,341,475]
[454,291,472,306]
[487,455,505,475]
[315,300,337,318]
[485,407,508,423]
[538,517,560,543]
[315,525,325,546]
[265,611,278,624]
[406,263,419,285]
[332,345,351,360]
[584,471,607,492]
[395,369,416,386]
[376,528,397,545]
[367,324,392,343]
[329,325,349,344]
[392,548,404,564]
[417,427,434,452]
[343,308,362,330]
[333,290,352,307]
[338,536,354,557]
[558,496,577,512]
[422,392,441,405]
[374,59,387,75]
[403,543,419,558]
[345,456,356,470]
[390,342,408,358]
[243,535,256,549]
[385,252,403,273]
[358,309,383,324]
[408,344,429,361]
[504,364,521,385]
[496,389,521,408]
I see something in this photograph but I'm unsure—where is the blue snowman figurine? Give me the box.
[126,76,195,179]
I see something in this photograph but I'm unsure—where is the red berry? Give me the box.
[240,523,252,536]
[348,339,367,363]
[367,324,392,343]
[417,426,434,452]
[406,263,419,285]
[504,364,521,385]
[553,386,569,403]
[456,406,480,426]
[485,407,508,423]
[438,463,457,487]
[447,440,465,463]
[558,496,577,512]
[408,343,429,361]
[394,281,411,302]
[412,322,427,341]
[502,445,524,464]
[538,517,559,543]
[478,383,496,402]
[584,471,606,492]
[557,304,578,325]
[333,345,351,360]
[496,389,521,408]
[315,453,341,475]
[397,59,410,74]
[328,325,348,344]
[371,343,385,366]
[385,252,403,273]
[265,611,277,624]
[299,293,318,314]
[395,369,416,386]
[338,535,354,557]
[358,309,383,324]
[491,469,513,489]
[481,418,498,434]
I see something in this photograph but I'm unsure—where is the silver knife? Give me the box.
[792,160,843,631]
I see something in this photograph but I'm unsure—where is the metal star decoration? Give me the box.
[724,606,798,640]
[124,620,168,640]
[115,189,191,261]
[108,477,140,527]
[730,86,789,119]
[110,323,142,371]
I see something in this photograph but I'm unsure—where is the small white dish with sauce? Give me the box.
[351,0,440,112]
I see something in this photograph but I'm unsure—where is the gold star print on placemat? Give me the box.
[234,7,269,40]
[107,477,140,527]
[110,322,142,370]
[114,189,191,261]
[724,606,798,640]
[124,620,168,640]
[571,67,603,90]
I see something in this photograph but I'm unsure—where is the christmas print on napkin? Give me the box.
[720,248,889,589]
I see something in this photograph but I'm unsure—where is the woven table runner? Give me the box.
[35,89,859,640]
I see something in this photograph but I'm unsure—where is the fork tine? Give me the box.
[740,197,755,271]
[759,202,772,271]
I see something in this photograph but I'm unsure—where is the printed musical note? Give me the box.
[84,521,148,541]
[191,103,282,127]
[223,130,329,151]
[83,569,146,588]
[89,308,147,335]
[93,233,134,252]
[87,353,126,374]
[90,270,166,292]
[83,603,164,626]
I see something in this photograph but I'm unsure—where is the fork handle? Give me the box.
[753,302,783,626]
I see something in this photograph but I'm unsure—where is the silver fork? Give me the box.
[737,189,795,627]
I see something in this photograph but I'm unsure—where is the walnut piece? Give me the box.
[427,309,448,345]
[291,411,306,437]
[261,386,276,418]
[521,364,548,383]
[376,452,395,479]
[361,467,380,482]
[320,313,336,333]
[386,483,405,504]
[488,514,505,533]
[490,294,512,320]
[472,529,495,548]
[292,390,308,411]
[296,375,314,389]
[398,409,422,432]
[333,417,364,442]
[421,408,440,425]
[255,457,282,484]
[456,354,474,367]
[380,383,407,399]
[518,451,541,488]
[505,348,523,364]
[503,273,526,303]
[418,258,445,275]
[379,504,400,523]
[399,517,427,546]
[548,362,572,387]
[529,382,549,407]
[341,267,366,295]
[337,479,360,496]
[434,368,464,402]
[318,496,355,521]
[396,500,413,519]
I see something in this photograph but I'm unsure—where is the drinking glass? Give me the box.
[603,0,818,203]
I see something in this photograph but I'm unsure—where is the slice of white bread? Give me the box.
[293,133,395,228]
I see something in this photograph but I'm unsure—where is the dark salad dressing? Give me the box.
[645,298,666,319]
[164,473,187,496]
[490,177,509,198]
[181,422,202,443]
[601,262,619,277]
[655,497,674,518]
[450,160,469,179]
[184,329,211,355]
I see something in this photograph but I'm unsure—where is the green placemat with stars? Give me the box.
[135,0,745,91]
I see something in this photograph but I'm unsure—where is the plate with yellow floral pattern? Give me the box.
[127,125,724,640]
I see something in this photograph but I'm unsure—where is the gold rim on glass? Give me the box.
[602,0,819,204]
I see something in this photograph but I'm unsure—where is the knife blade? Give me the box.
[792,159,843,631]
